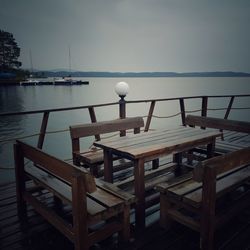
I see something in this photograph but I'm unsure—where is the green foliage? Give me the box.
[0,29,22,71]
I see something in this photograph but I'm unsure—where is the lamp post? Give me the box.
[115,81,129,119]
[115,81,129,136]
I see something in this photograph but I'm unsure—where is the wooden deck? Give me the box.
[1,182,250,250]
[1,131,250,250]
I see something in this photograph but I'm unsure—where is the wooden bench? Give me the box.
[157,147,250,250]
[185,115,250,133]
[14,140,136,250]
[69,117,144,176]
[185,115,250,158]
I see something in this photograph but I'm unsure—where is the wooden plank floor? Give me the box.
[1,182,250,249]
[1,131,250,250]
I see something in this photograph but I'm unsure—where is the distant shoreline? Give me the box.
[1,71,250,86]
[35,71,250,78]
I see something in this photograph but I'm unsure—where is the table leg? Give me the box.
[152,158,159,169]
[134,158,145,230]
[207,138,215,158]
[173,152,183,176]
[103,149,113,183]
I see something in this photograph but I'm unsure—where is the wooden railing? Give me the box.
[126,94,250,131]
[0,94,249,151]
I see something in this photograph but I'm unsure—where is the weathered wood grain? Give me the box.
[14,140,135,250]
[186,115,250,133]
[157,146,250,250]
[69,117,144,176]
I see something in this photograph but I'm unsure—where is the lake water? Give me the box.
[0,77,250,184]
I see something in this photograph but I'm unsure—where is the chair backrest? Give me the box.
[185,115,250,133]
[69,117,144,153]
[14,140,96,193]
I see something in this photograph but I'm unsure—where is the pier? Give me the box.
[0,94,250,249]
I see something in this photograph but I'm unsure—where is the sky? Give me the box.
[1,0,250,72]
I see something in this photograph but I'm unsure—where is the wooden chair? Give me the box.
[157,147,250,250]
[69,117,144,176]
[14,140,136,250]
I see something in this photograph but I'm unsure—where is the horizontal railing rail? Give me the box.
[0,101,119,117]
[0,94,249,153]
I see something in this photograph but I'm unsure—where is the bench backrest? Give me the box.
[193,146,250,182]
[14,140,96,193]
[69,117,144,153]
[185,115,250,133]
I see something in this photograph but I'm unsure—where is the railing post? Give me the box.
[224,96,235,119]
[37,111,50,149]
[201,96,208,117]
[119,96,126,119]
[88,107,100,141]
[179,98,186,126]
[144,101,155,132]
[119,96,126,136]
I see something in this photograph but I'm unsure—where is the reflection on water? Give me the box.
[0,86,25,143]
[0,77,250,184]
[0,86,26,184]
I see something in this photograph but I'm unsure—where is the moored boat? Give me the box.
[19,77,89,86]
[53,77,72,85]
[71,79,89,85]
[53,77,89,85]
[20,78,39,86]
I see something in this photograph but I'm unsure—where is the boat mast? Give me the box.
[68,45,71,77]
[29,49,34,77]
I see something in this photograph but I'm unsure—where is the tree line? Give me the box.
[0,29,29,80]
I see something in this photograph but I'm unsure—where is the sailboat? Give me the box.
[54,47,89,85]
[20,50,39,85]
[20,50,53,86]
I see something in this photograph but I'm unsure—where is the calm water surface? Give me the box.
[0,77,250,184]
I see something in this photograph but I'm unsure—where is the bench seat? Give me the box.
[75,148,104,165]
[25,164,135,221]
[161,165,250,208]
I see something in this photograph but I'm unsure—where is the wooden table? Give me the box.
[94,126,222,229]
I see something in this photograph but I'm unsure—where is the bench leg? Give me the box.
[160,194,173,229]
[90,164,100,177]
[119,205,131,242]
[187,149,194,165]
[16,187,27,219]
[134,158,146,230]
[72,175,89,250]
[14,144,27,219]
[73,155,81,167]
[54,196,63,210]
[200,219,215,250]
[104,149,114,183]
[200,166,216,250]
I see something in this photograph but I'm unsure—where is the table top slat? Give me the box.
[94,127,222,160]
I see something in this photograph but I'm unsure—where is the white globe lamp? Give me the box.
[115,81,129,98]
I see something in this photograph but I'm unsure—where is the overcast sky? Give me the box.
[1,0,250,72]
